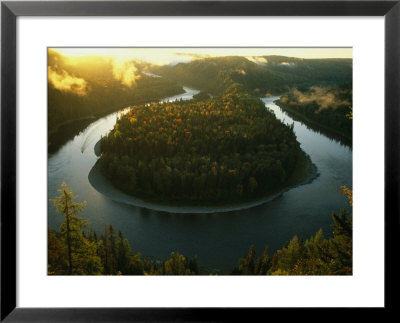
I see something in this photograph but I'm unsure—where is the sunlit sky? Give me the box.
[52,48,352,65]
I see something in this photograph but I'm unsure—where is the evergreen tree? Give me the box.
[100,225,118,275]
[50,181,87,274]
[239,245,256,275]
[50,182,102,275]
[268,236,305,275]
[329,209,352,274]
[255,245,271,275]
[116,231,132,274]
[48,227,67,274]
[163,251,196,275]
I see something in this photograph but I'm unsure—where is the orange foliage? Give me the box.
[341,185,352,206]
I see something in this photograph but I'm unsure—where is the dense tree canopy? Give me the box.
[275,85,353,143]
[97,91,305,204]
[48,75,184,130]
[151,56,352,96]
[232,192,352,276]
[151,55,352,145]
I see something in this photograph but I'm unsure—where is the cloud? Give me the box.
[291,87,350,112]
[112,58,141,87]
[245,56,268,65]
[167,53,213,66]
[280,62,295,67]
[174,52,212,59]
[48,66,88,96]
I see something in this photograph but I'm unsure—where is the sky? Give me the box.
[52,47,352,66]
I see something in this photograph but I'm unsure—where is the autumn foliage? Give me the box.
[98,92,304,204]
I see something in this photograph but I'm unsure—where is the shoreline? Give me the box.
[88,145,319,214]
[274,100,352,147]
[48,86,187,154]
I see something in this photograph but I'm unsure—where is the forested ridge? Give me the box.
[151,56,352,96]
[48,182,352,275]
[97,91,310,205]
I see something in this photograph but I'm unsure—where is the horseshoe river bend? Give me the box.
[48,88,352,273]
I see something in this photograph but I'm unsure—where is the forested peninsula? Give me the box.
[95,91,316,206]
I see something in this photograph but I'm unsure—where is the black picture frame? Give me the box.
[1,0,399,321]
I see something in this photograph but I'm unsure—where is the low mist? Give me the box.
[48,66,88,96]
[291,87,350,112]
[112,58,141,87]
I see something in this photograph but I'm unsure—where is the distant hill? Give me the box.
[150,55,352,96]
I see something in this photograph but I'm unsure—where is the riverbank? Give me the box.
[274,100,352,147]
[94,139,102,157]
[88,144,319,214]
[48,116,98,154]
[48,87,186,154]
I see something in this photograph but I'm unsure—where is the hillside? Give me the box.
[150,55,352,96]
[48,49,184,152]
[275,84,353,144]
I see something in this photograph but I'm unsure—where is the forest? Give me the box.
[48,182,352,275]
[48,53,353,152]
[151,56,352,96]
[48,51,353,276]
[151,55,352,143]
[275,85,353,143]
[97,91,308,205]
[48,50,184,152]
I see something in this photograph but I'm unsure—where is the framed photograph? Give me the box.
[1,0,398,320]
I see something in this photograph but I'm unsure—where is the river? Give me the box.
[48,91,352,273]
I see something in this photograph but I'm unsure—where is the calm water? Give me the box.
[48,93,352,273]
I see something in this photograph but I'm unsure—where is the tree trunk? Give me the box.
[64,190,73,275]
